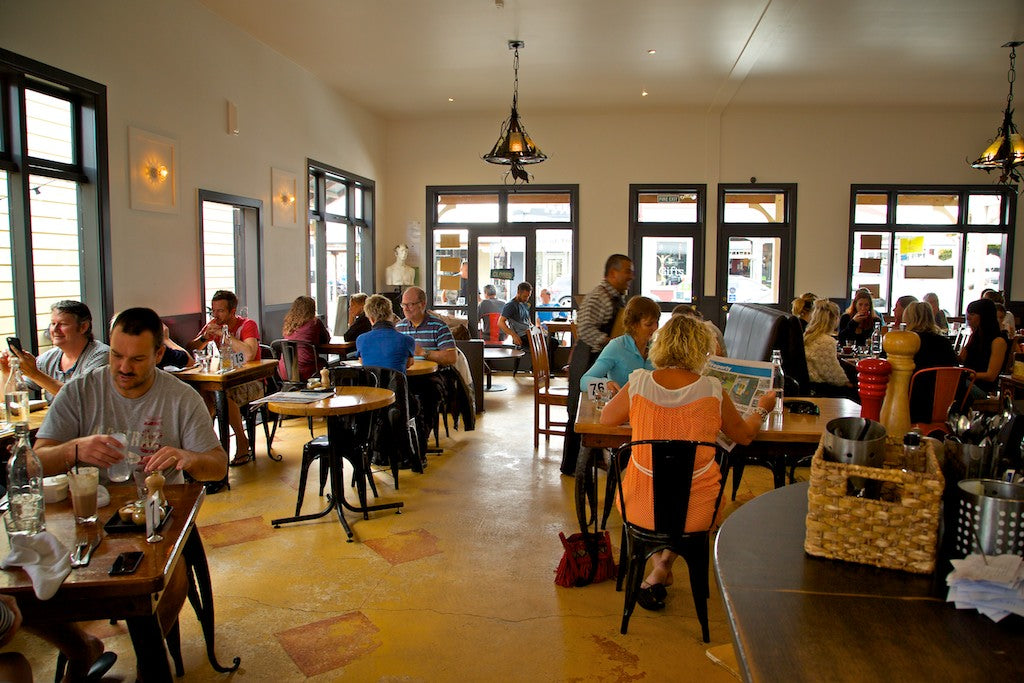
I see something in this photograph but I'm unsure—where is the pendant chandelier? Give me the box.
[971,41,1024,186]
[483,40,547,184]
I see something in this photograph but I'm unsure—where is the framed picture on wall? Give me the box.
[128,126,178,213]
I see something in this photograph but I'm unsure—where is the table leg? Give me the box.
[183,529,241,673]
[126,615,173,683]
[483,361,506,392]
[210,389,231,492]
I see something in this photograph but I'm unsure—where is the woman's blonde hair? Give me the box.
[282,296,317,336]
[804,299,840,343]
[791,292,816,317]
[623,296,662,335]
[902,301,939,335]
[649,314,712,372]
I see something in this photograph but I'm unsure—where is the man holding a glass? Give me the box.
[32,307,227,483]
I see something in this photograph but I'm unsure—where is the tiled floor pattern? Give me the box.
[7,372,779,681]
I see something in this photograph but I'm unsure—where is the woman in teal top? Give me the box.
[580,296,661,394]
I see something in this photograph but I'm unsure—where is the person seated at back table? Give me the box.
[32,307,227,681]
[157,323,196,370]
[923,292,950,334]
[279,295,330,380]
[902,301,959,424]
[535,288,558,325]
[478,284,506,341]
[498,281,534,349]
[357,294,415,374]
[671,304,726,356]
[960,298,1009,401]
[803,300,856,399]
[791,292,817,331]
[0,299,109,402]
[599,314,776,611]
[838,289,883,347]
[343,293,371,342]
[890,294,917,330]
[580,295,660,396]
[187,289,261,465]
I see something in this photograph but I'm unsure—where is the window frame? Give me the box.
[847,184,1017,315]
[425,184,579,336]
[307,159,375,332]
[627,183,707,313]
[0,48,110,350]
[716,183,798,313]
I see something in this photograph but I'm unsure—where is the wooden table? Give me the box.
[575,396,861,496]
[0,483,238,682]
[544,320,574,345]
[317,337,355,354]
[482,346,526,391]
[174,359,279,453]
[714,482,1023,682]
[268,387,400,541]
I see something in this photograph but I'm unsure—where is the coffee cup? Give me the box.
[67,467,100,523]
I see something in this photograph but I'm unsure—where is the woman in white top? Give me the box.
[803,300,855,396]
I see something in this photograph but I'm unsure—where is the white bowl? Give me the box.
[43,474,68,503]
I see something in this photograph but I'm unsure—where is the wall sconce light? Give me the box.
[144,161,169,184]
[278,191,296,206]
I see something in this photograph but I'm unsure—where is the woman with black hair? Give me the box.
[960,298,1009,398]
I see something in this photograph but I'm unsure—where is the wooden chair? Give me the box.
[527,325,568,447]
[909,366,976,436]
[612,439,729,640]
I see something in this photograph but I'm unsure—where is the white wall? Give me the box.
[385,105,1024,305]
[0,0,386,316]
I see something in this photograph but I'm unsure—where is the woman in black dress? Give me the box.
[903,302,958,423]
[960,298,1009,399]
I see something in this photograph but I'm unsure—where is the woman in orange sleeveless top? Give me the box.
[600,314,776,610]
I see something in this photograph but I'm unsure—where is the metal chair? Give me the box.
[242,344,284,461]
[527,325,568,447]
[612,439,729,640]
[909,366,976,436]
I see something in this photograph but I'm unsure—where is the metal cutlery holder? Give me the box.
[954,479,1024,557]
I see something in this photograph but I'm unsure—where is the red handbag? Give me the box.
[554,530,617,587]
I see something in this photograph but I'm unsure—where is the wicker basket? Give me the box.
[804,435,944,574]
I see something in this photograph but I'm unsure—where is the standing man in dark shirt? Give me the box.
[561,254,633,476]
[499,282,533,348]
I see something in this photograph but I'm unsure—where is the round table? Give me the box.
[483,346,526,391]
[341,359,438,376]
[268,386,399,541]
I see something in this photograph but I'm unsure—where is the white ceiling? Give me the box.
[199,0,1024,119]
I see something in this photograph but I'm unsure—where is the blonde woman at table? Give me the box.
[579,296,661,396]
[600,314,776,610]
[803,300,856,399]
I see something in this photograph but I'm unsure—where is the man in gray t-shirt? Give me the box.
[34,308,227,484]
[477,284,506,340]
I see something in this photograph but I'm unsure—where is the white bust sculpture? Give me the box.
[385,243,416,286]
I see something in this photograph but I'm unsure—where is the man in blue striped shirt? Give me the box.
[396,287,456,366]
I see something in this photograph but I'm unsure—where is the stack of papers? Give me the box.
[249,390,333,405]
[946,553,1024,622]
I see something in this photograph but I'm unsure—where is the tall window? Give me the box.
[848,186,1016,316]
[197,190,263,325]
[308,160,374,334]
[0,49,110,352]
[426,186,578,336]
[716,184,797,313]
[628,185,706,318]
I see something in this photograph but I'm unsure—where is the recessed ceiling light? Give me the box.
[647,49,656,55]
[641,89,648,97]
[448,97,455,102]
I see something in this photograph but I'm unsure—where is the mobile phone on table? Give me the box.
[6,337,22,355]
[109,551,144,576]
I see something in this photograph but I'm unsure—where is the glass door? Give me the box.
[468,233,532,339]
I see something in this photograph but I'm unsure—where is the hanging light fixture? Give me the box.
[971,41,1024,186]
[483,40,547,184]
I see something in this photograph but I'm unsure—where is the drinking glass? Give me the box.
[67,467,100,523]
[105,433,137,483]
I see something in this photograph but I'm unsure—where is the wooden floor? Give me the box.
[8,370,781,681]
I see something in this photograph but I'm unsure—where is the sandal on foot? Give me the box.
[637,584,666,611]
[229,452,253,467]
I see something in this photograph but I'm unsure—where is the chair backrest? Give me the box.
[482,312,501,343]
[909,367,976,424]
[952,326,971,354]
[527,325,551,391]
[271,338,323,383]
[613,439,722,536]
[361,365,419,460]
[328,365,378,388]
[259,343,282,393]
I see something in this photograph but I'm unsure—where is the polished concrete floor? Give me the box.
[10,371,779,681]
